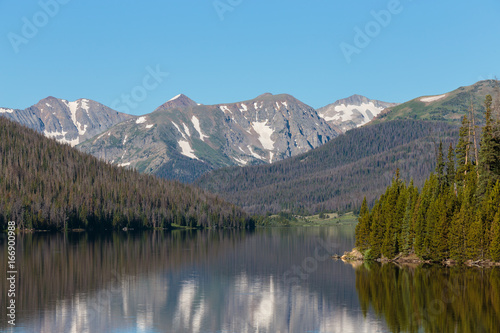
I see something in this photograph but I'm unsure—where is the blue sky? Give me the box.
[1,0,499,115]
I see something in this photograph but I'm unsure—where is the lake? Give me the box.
[1,226,499,332]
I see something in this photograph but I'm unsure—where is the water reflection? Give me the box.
[354,263,500,333]
[1,227,388,332]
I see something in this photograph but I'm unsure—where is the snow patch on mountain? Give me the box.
[220,105,231,114]
[239,104,248,112]
[247,145,264,160]
[64,100,88,136]
[118,162,131,167]
[81,99,90,114]
[44,129,68,138]
[252,120,275,150]
[178,140,198,160]
[191,116,208,141]
[420,94,447,103]
[146,124,154,129]
[182,123,191,137]
[169,94,182,102]
[323,102,383,125]
[136,116,147,124]
[0,108,14,114]
[123,135,128,145]
[233,157,248,166]
[172,122,187,139]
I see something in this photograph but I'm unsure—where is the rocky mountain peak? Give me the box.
[317,95,399,133]
[255,93,273,99]
[155,94,198,112]
[0,96,134,147]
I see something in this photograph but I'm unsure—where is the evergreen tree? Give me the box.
[369,200,384,258]
[456,115,472,186]
[436,141,446,191]
[490,211,500,262]
[478,95,500,196]
[446,143,456,190]
[355,197,371,251]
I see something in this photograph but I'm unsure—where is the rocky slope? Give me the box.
[78,93,339,182]
[317,94,399,132]
[0,96,134,146]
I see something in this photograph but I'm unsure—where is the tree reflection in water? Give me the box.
[355,262,500,333]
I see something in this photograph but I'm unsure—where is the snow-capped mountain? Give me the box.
[0,97,134,146]
[317,95,399,132]
[78,93,339,182]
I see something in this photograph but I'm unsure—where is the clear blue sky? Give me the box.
[1,0,499,115]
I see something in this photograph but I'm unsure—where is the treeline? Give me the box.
[197,120,458,215]
[356,95,500,262]
[0,117,254,231]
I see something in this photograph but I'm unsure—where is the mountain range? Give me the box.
[1,80,496,184]
[76,93,340,182]
[0,96,134,146]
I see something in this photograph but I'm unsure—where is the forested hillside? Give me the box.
[375,80,498,123]
[0,117,253,231]
[355,95,500,262]
[196,120,459,215]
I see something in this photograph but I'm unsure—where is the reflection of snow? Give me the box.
[27,267,385,333]
[174,279,197,329]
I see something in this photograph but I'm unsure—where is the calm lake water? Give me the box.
[1,226,499,333]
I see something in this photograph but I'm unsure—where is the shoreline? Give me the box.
[339,248,500,268]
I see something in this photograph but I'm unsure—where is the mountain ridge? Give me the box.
[78,92,340,182]
[0,96,134,146]
[374,80,499,123]
[317,95,399,132]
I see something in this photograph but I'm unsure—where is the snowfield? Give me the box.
[420,94,446,103]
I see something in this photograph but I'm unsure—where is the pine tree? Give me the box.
[400,180,417,255]
[456,115,472,186]
[436,141,446,191]
[490,212,500,262]
[478,95,500,196]
[369,200,384,258]
[355,197,371,251]
[446,143,456,190]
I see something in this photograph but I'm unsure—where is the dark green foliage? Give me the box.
[0,117,253,231]
[356,95,500,262]
[455,115,472,186]
[355,197,370,251]
[478,95,500,196]
[491,211,500,261]
[446,143,456,188]
[197,120,458,215]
